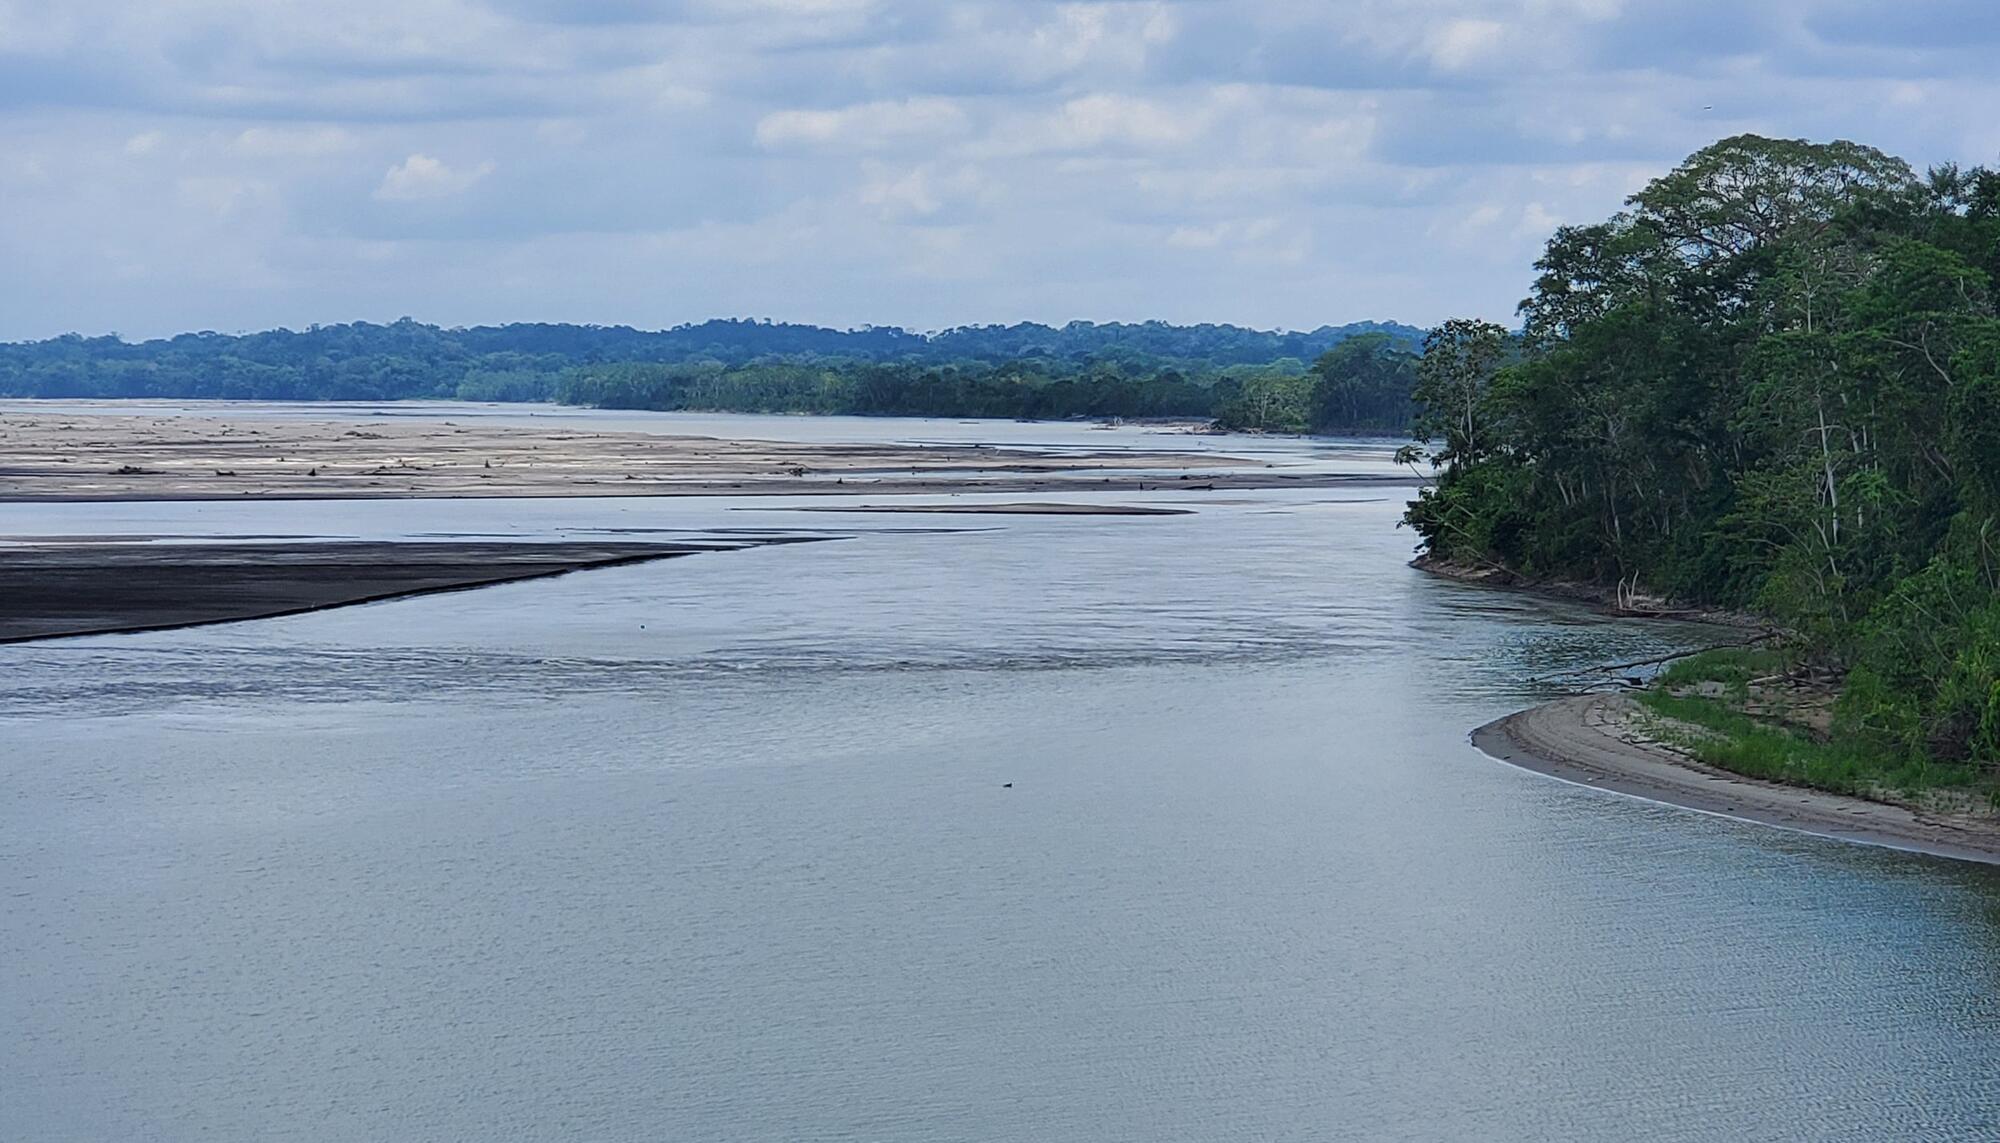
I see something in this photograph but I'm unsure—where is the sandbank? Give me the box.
[0,411,1409,502]
[0,539,806,643]
[1475,694,2000,865]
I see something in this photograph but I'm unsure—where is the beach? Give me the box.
[1475,693,2000,865]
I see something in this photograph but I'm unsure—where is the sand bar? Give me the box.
[0,539,806,643]
[1475,694,2000,865]
[0,412,1408,502]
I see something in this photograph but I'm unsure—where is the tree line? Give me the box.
[1402,134,2000,767]
[0,317,1421,433]
[556,332,1420,432]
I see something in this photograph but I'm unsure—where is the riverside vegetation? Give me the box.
[0,319,1422,435]
[1402,134,2000,804]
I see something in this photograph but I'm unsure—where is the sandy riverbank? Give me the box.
[0,411,1406,502]
[0,539,806,642]
[1475,694,2000,865]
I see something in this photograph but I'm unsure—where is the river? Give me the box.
[4,411,1999,1140]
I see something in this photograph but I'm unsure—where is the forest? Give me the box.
[1402,134,2000,771]
[0,318,1422,434]
[556,330,1420,430]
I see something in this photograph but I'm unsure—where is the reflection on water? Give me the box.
[4,446,2000,1141]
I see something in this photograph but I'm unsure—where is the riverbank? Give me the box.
[0,539,805,642]
[1413,554,1772,629]
[0,410,1410,502]
[1475,694,2000,865]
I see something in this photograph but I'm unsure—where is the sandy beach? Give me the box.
[1475,693,2000,865]
[0,411,1404,502]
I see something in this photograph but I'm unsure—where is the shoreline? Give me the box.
[1414,554,1771,629]
[0,470,1413,504]
[1474,694,2000,866]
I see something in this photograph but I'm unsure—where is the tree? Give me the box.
[1307,333,1419,434]
[1400,132,2000,767]
[1411,319,1509,467]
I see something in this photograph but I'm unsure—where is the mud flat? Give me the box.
[1475,693,2000,865]
[0,539,807,642]
[0,411,1409,502]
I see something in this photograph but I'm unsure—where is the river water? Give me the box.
[5,411,2000,1140]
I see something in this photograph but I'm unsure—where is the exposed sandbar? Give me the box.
[0,539,798,643]
[1475,694,2000,865]
[0,411,1410,502]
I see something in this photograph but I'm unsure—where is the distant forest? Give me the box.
[0,318,1426,435]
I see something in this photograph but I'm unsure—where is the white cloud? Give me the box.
[857,161,988,220]
[1050,93,1193,149]
[2,155,49,186]
[1428,201,1507,248]
[3,0,2000,339]
[234,126,356,157]
[1024,2,1178,78]
[755,98,969,151]
[1515,201,1561,238]
[373,153,495,201]
[177,175,271,218]
[1166,216,1306,263]
[978,92,1200,157]
[1888,81,1926,107]
[1427,18,1506,70]
[859,163,942,217]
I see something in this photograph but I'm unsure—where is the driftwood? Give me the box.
[1532,635,1778,686]
[1588,637,1772,674]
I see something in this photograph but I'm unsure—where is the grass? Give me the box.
[1636,687,1984,801]
[1655,645,1793,696]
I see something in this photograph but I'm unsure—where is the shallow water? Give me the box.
[5,420,2000,1141]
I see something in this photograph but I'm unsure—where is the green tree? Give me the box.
[1307,332,1419,434]
[1411,319,1509,467]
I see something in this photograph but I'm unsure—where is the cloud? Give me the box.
[3,0,2000,340]
[1426,18,1505,71]
[975,92,1203,158]
[755,97,969,150]
[856,160,988,220]
[374,153,495,200]
[234,126,355,156]
[1164,216,1304,264]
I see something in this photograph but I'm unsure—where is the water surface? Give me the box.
[5,419,1999,1141]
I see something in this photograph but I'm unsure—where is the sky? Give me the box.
[2,0,1998,341]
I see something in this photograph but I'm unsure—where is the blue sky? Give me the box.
[2,0,1996,339]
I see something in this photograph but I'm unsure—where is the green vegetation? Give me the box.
[1635,689,1980,800]
[0,318,1424,433]
[559,358,1228,421]
[1403,133,2000,784]
[1655,646,1796,693]
[1207,332,1420,434]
